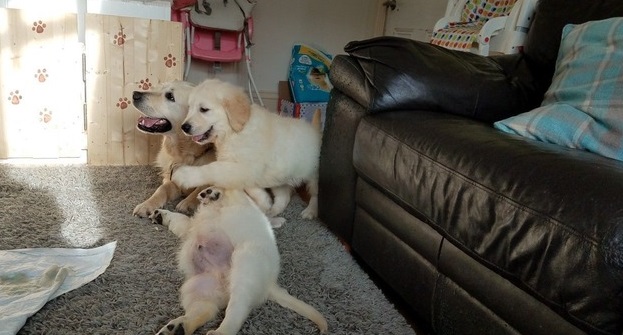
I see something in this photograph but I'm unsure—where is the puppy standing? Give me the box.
[151,187,328,335]
[171,78,322,219]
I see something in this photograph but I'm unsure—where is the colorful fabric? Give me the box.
[432,0,517,51]
[494,18,623,161]
[461,0,517,22]
[431,22,484,51]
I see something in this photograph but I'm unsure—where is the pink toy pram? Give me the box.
[171,0,262,104]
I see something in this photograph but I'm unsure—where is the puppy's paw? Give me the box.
[156,317,186,335]
[300,207,317,220]
[175,196,198,214]
[149,209,164,225]
[269,217,286,228]
[198,187,221,204]
[206,330,224,335]
[172,166,203,189]
[133,200,160,218]
[149,209,175,227]
[301,198,318,219]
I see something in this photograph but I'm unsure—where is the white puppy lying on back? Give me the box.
[171,78,322,219]
[151,187,328,335]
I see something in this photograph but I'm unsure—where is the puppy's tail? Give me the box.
[268,284,328,333]
[311,108,322,132]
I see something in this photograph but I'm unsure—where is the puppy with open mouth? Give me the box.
[132,81,216,217]
[150,187,328,335]
[172,78,322,219]
[131,81,292,222]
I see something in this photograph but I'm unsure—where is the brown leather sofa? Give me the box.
[318,0,623,334]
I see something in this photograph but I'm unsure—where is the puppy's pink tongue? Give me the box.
[138,116,162,127]
[192,134,204,142]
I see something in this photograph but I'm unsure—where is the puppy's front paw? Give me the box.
[133,200,159,218]
[156,317,186,335]
[175,196,199,214]
[172,166,203,189]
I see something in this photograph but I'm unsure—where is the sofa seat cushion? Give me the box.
[352,110,623,333]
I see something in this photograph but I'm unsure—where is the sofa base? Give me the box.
[352,179,585,335]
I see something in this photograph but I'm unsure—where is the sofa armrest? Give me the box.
[342,36,541,123]
[318,89,368,243]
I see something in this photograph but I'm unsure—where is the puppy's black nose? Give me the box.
[132,91,143,102]
[181,123,192,134]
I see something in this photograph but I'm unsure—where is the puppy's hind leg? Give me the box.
[210,251,270,335]
[244,187,272,214]
[157,274,224,335]
[150,209,192,238]
[266,185,292,217]
[300,176,318,219]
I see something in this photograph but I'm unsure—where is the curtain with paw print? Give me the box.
[0,9,83,160]
[0,8,183,165]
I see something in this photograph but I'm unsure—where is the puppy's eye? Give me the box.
[200,107,210,113]
[165,92,175,102]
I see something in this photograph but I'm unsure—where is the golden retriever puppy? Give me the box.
[132,81,215,217]
[151,187,328,335]
[132,81,290,220]
[172,78,322,219]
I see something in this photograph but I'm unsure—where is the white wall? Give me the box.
[1,0,381,111]
[185,0,380,111]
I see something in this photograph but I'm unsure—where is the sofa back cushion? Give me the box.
[524,0,623,76]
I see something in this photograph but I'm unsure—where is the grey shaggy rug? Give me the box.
[0,164,416,335]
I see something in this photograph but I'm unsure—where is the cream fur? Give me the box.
[152,187,328,335]
[173,78,321,219]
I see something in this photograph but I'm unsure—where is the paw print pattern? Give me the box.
[164,54,177,68]
[8,91,22,105]
[35,69,48,83]
[116,97,131,109]
[113,31,126,45]
[32,20,47,34]
[139,78,152,90]
[39,108,52,123]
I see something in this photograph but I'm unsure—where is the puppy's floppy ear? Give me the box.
[223,90,251,132]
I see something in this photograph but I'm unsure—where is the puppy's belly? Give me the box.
[191,232,234,274]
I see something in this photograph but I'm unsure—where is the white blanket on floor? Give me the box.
[0,241,116,335]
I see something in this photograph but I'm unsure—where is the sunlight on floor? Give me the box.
[4,163,102,247]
